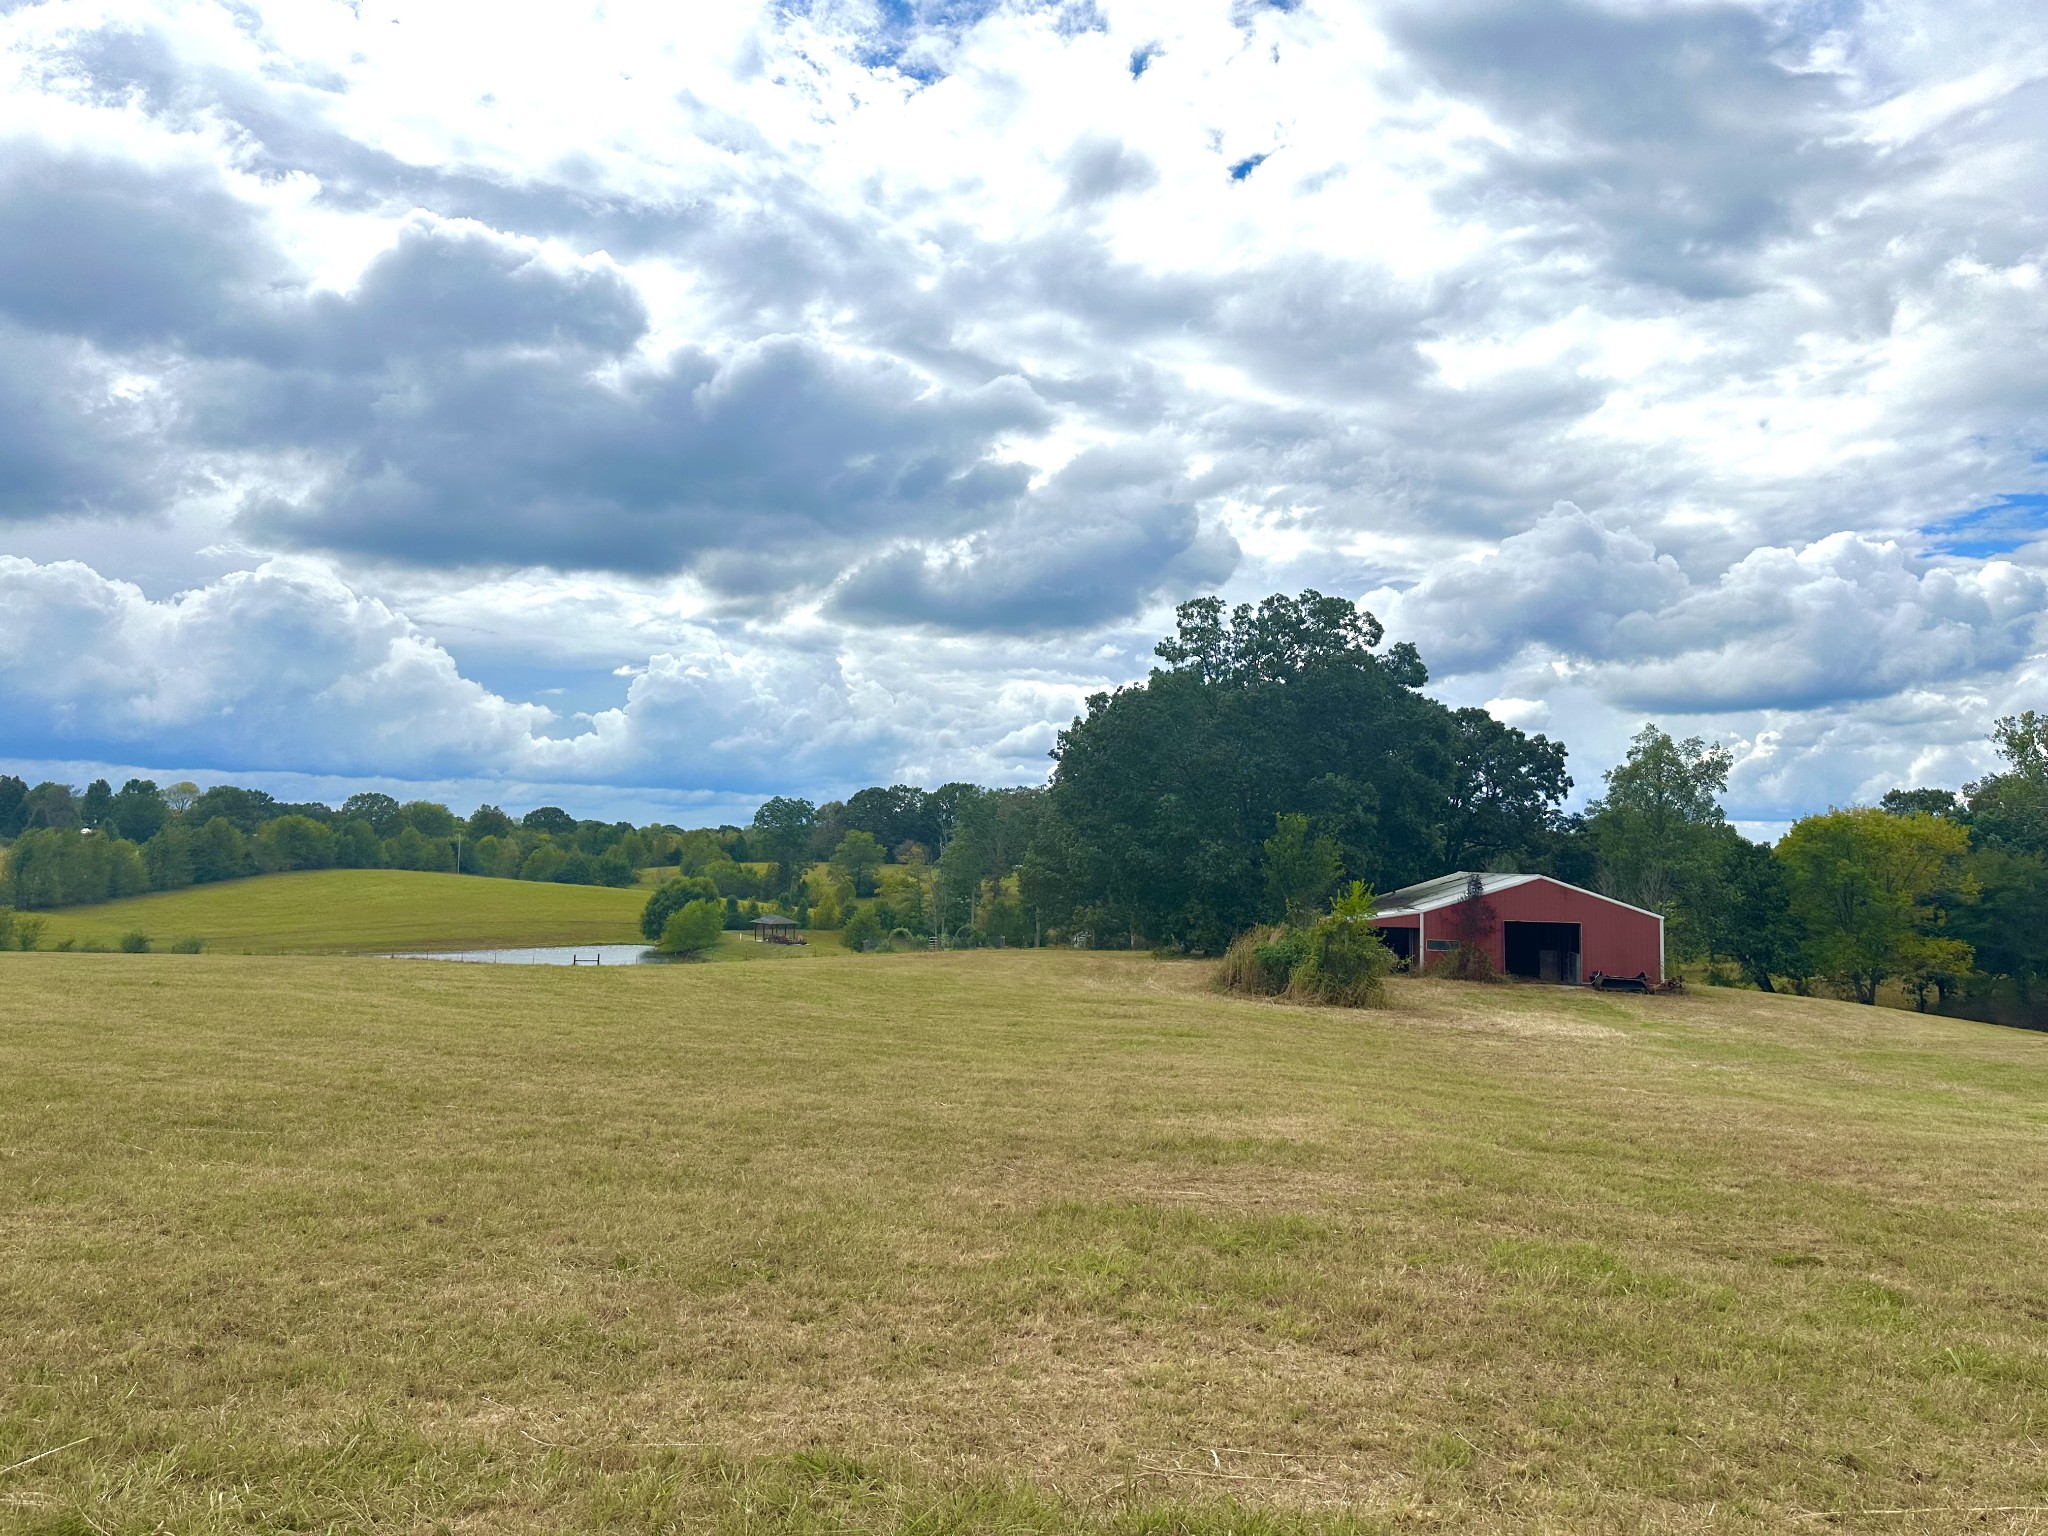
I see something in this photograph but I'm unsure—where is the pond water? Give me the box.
[385,944,671,966]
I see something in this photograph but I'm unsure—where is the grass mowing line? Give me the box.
[1,952,2044,1532]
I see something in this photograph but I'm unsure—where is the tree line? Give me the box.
[4,588,2042,1020]
[0,781,683,910]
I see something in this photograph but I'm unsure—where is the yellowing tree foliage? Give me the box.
[1777,808,1974,1004]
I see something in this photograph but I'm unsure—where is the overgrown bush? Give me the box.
[1218,925,1305,995]
[842,907,884,952]
[169,936,205,954]
[1216,884,1394,1008]
[1431,942,1499,982]
[1287,910,1396,1007]
[658,900,725,958]
[119,931,152,953]
[640,876,721,942]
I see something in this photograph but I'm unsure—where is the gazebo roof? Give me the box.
[751,913,800,926]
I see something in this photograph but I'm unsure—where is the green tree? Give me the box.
[1263,813,1342,922]
[342,792,403,835]
[640,875,721,941]
[143,825,194,890]
[1037,591,1456,950]
[1967,711,2048,858]
[750,796,817,895]
[1953,848,2048,1005]
[189,785,278,833]
[842,905,884,952]
[672,829,725,875]
[386,825,452,872]
[522,805,576,837]
[5,828,147,908]
[1441,708,1572,870]
[829,830,887,897]
[256,815,336,872]
[24,783,79,831]
[333,820,383,868]
[189,818,252,883]
[1880,787,1967,821]
[520,843,568,882]
[658,900,726,957]
[842,785,939,860]
[0,775,28,837]
[1702,828,1806,991]
[108,780,169,843]
[1585,725,1731,934]
[1778,808,1974,1004]
[80,778,116,828]
[399,801,458,838]
[466,804,517,839]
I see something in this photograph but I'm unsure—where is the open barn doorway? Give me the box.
[1376,926,1415,964]
[1504,921,1581,983]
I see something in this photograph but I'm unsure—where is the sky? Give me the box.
[1,0,2045,832]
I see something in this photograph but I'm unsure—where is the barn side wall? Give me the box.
[1388,880,1662,984]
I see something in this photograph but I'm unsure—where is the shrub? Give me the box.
[658,900,726,958]
[169,936,206,954]
[641,876,721,942]
[1286,911,1395,1007]
[519,843,568,882]
[842,906,884,952]
[1216,883,1394,1008]
[119,930,152,953]
[1218,924,1302,996]
[0,909,12,950]
[1432,942,1499,983]
[15,916,45,951]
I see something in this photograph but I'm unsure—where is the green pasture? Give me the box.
[1,949,2044,1532]
[29,868,650,954]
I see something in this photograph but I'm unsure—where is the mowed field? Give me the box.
[34,869,650,953]
[2,952,2045,1534]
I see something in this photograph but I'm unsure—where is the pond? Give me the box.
[384,944,672,966]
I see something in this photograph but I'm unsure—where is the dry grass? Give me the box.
[2,950,2045,1533]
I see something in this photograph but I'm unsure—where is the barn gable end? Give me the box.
[1369,872,1664,985]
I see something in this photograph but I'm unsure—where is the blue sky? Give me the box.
[0,0,2045,827]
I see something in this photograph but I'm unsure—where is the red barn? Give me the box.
[1368,872,1664,986]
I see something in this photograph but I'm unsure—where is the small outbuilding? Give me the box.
[1368,871,1663,986]
[751,913,803,945]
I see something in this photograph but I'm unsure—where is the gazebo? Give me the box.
[750,913,802,945]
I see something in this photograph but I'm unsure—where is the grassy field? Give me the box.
[32,869,650,954]
[2,952,2045,1533]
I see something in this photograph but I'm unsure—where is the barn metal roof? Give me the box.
[1372,871,1662,921]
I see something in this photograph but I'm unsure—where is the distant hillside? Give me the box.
[34,869,647,954]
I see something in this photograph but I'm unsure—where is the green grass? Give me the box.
[32,868,649,953]
[2,951,2045,1533]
